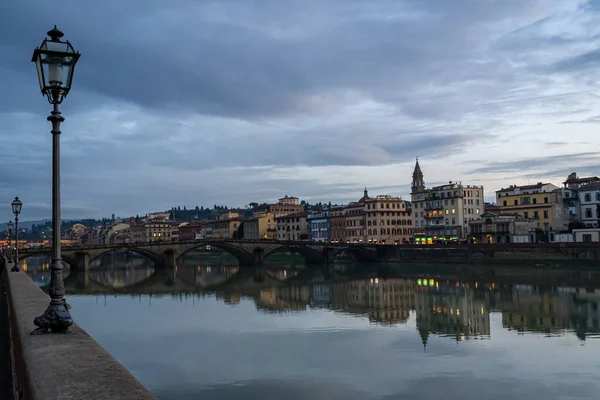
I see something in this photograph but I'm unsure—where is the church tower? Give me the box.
[411,158,425,193]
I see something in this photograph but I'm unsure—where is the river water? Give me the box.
[20,253,600,400]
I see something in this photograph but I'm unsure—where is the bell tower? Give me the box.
[411,158,425,193]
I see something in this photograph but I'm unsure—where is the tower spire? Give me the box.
[411,158,425,193]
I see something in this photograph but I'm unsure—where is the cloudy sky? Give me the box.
[1,0,600,221]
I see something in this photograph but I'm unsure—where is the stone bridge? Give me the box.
[20,241,600,271]
[20,239,378,270]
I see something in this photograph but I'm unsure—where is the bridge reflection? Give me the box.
[21,257,600,343]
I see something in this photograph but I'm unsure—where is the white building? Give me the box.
[410,159,483,243]
[573,228,600,243]
[579,182,600,228]
[308,211,330,242]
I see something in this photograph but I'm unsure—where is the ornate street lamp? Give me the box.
[11,197,22,272]
[31,26,80,334]
[7,220,13,262]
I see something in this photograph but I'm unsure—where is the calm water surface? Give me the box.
[22,254,600,399]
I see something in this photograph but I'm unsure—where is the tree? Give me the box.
[249,202,258,210]
[195,206,200,211]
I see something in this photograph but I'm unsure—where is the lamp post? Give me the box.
[11,197,22,272]
[31,26,80,334]
[7,220,13,262]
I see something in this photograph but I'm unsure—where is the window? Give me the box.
[503,200,507,206]
[583,234,592,243]
[524,212,529,218]
[514,200,518,206]
[532,198,537,204]
[585,208,593,218]
[544,197,549,203]
[445,209,449,215]
[534,211,539,218]
[584,194,592,202]
[452,209,456,214]
[543,211,548,218]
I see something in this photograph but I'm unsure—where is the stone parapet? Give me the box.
[4,260,155,400]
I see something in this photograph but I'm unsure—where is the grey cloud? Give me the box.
[468,152,600,175]
[560,115,600,124]
[0,0,599,220]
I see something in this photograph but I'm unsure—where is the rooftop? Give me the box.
[580,182,600,191]
[275,212,307,220]
[496,182,554,192]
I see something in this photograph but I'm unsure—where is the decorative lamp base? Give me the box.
[31,300,73,334]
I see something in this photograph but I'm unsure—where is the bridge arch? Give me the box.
[19,251,78,270]
[176,241,254,266]
[87,247,167,268]
[263,244,324,265]
[331,246,377,263]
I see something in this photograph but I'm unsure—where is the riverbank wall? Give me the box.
[372,243,600,266]
[0,256,155,400]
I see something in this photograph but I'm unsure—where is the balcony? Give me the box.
[424,213,444,219]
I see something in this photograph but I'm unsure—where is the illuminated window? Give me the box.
[452,209,456,214]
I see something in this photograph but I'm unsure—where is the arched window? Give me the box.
[368,229,372,235]
[392,229,397,235]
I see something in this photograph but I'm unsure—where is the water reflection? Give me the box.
[22,258,600,342]
[19,254,600,400]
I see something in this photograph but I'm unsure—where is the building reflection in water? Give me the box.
[415,279,490,345]
[19,254,600,343]
[502,285,600,339]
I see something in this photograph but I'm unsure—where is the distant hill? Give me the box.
[0,219,51,231]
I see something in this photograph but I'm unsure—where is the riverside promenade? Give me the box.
[0,256,155,400]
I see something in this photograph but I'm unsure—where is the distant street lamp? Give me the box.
[7,220,13,262]
[11,197,22,272]
[31,26,80,334]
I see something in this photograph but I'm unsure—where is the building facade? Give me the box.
[308,211,330,242]
[468,212,537,243]
[410,159,483,243]
[275,212,308,241]
[344,190,368,243]
[255,197,304,217]
[579,182,600,228]
[496,182,568,232]
[329,208,346,243]
[243,213,276,240]
[364,195,412,244]
[278,195,300,206]
[130,217,177,243]
[562,172,600,223]
[206,218,241,239]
